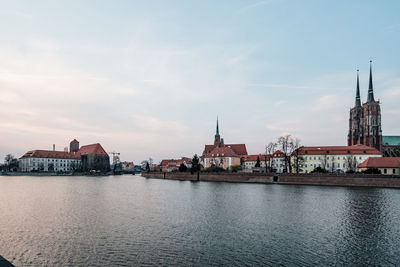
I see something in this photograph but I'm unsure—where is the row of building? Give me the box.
[159,62,400,175]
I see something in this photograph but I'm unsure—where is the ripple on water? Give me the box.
[1,176,400,266]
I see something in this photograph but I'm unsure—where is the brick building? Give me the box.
[19,139,110,172]
[348,62,382,151]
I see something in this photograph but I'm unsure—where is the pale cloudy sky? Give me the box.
[1,0,400,163]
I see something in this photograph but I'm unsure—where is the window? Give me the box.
[384,169,387,174]
[393,169,396,174]
[327,156,329,160]
[314,157,316,160]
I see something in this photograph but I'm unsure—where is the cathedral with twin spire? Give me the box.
[348,61,382,151]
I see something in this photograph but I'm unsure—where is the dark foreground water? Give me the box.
[1,175,400,266]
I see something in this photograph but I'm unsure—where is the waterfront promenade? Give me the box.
[142,172,400,188]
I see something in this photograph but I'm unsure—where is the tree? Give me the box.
[191,154,200,173]
[230,165,242,172]
[145,162,150,172]
[4,154,15,171]
[277,134,300,173]
[265,142,277,172]
[179,163,187,172]
[362,168,381,174]
[290,138,303,174]
[311,166,328,173]
[255,156,261,167]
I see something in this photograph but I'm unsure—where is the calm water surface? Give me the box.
[1,175,400,266]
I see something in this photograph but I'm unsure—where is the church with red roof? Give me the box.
[202,119,247,170]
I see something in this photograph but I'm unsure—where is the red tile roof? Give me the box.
[242,154,270,162]
[20,150,80,159]
[20,143,108,159]
[294,145,381,156]
[358,157,400,168]
[203,144,247,156]
[78,143,108,155]
[160,157,192,168]
[205,146,239,158]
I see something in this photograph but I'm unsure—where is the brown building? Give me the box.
[78,143,110,172]
[348,62,382,151]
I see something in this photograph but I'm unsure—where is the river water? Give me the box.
[1,175,400,266]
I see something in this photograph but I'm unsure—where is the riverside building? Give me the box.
[294,145,382,173]
[19,139,110,172]
[202,119,247,170]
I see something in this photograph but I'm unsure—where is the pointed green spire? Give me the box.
[216,117,220,136]
[367,60,375,102]
[355,69,361,108]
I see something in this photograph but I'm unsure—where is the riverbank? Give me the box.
[141,172,400,188]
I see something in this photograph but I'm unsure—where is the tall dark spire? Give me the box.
[216,117,220,136]
[355,69,361,108]
[367,60,375,102]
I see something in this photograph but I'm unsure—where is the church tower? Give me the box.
[361,61,382,151]
[348,61,382,151]
[214,118,221,147]
[348,70,363,146]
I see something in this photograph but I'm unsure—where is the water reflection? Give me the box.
[337,188,399,265]
[1,176,400,266]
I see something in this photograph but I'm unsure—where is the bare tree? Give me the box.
[265,142,277,172]
[277,134,300,173]
[290,138,303,174]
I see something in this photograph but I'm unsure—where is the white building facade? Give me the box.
[293,145,382,173]
[19,150,81,172]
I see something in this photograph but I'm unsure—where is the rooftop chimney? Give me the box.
[53,144,55,151]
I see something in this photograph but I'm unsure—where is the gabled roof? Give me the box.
[359,157,400,168]
[20,150,81,159]
[294,145,381,156]
[203,144,247,156]
[78,143,108,155]
[205,145,240,158]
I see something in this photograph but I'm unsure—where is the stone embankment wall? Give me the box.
[141,172,400,188]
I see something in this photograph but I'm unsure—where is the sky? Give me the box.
[1,0,400,163]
